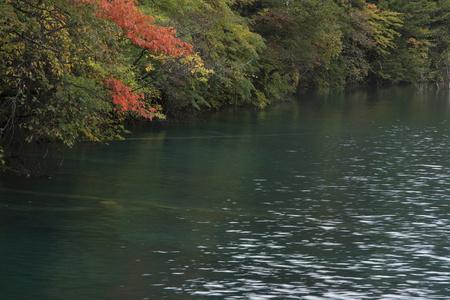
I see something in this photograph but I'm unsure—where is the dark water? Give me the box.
[2,86,450,299]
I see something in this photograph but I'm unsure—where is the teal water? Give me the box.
[1,86,450,299]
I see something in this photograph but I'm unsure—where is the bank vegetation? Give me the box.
[1,0,449,174]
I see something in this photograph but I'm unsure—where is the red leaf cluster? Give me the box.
[78,0,193,56]
[105,78,155,119]
[71,0,194,119]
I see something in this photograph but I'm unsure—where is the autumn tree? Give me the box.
[0,0,192,174]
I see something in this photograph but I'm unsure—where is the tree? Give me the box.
[240,0,345,90]
[374,0,449,85]
[0,0,192,174]
[139,0,267,117]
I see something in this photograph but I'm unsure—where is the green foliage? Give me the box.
[248,0,344,89]
[373,0,449,84]
[1,0,450,174]
[140,0,267,114]
[369,7,403,56]
[0,0,176,173]
[0,0,128,147]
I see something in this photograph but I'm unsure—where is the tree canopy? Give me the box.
[1,0,449,174]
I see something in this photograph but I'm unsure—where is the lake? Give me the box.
[1,85,450,299]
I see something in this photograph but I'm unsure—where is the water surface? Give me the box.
[1,86,450,299]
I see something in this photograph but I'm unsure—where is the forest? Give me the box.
[1,0,449,174]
